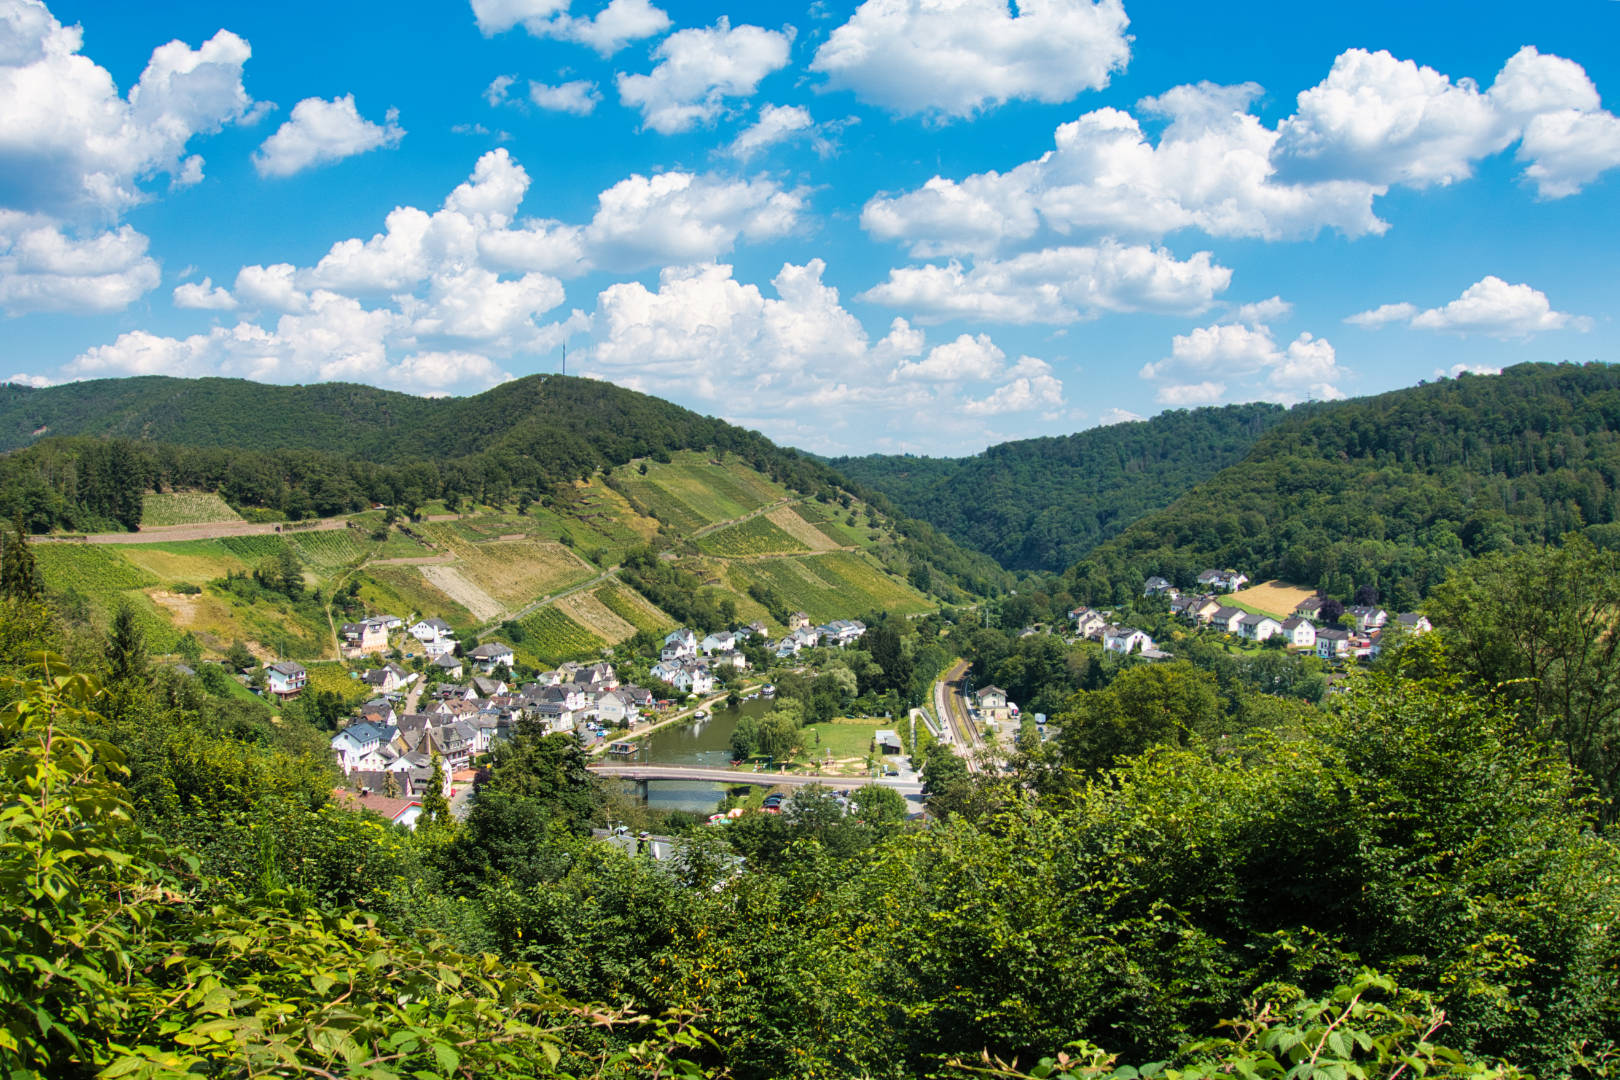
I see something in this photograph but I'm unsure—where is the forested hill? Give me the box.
[831,403,1292,571]
[0,374,758,464]
[1068,362,1620,609]
[0,374,1012,596]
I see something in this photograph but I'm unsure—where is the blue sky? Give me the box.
[1,0,1616,455]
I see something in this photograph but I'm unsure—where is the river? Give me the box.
[618,694,774,813]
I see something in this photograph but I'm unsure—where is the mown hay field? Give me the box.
[1228,580,1316,620]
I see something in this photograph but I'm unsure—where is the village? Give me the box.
[1068,569,1431,665]
[300,608,869,829]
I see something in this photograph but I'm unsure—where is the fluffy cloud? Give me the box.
[582,171,803,271]
[1278,46,1620,199]
[728,104,814,159]
[616,18,792,134]
[0,1,261,313]
[1343,302,1418,329]
[1349,276,1585,338]
[253,96,405,178]
[529,79,600,115]
[859,242,1231,324]
[0,1,258,218]
[1144,316,1346,405]
[962,372,1066,415]
[0,213,160,314]
[171,276,234,310]
[470,0,669,54]
[810,0,1130,119]
[582,260,1063,448]
[863,47,1620,256]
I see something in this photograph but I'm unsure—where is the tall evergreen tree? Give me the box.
[0,515,42,601]
[106,601,149,686]
[420,753,450,829]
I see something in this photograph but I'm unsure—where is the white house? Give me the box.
[1346,606,1389,633]
[671,665,716,696]
[266,661,306,700]
[699,631,737,655]
[409,618,454,645]
[467,642,515,673]
[820,619,866,646]
[650,659,686,684]
[1280,617,1317,649]
[431,654,464,680]
[1208,606,1247,634]
[331,720,392,773]
[661,628,698,661]
[1394,612,1432,635]
[361,663,412,693]
[1197,569,1250,593]
[1103,627,1153,655]
[1143,576,1173,596]
[594,690,637,727]
[1236,614,1283,642]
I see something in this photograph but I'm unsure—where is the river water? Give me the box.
[617,695,773,813]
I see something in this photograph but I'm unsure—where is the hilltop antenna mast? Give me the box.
[561,344,566,377]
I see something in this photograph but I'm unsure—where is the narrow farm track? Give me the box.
[40,515,354,544]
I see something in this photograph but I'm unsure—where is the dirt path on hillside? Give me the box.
[40,517,352,545]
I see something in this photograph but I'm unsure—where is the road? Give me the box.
[587,762,925,796]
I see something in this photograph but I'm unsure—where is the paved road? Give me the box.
[588,762,925,796]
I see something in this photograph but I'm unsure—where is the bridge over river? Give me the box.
[587,762,925,798]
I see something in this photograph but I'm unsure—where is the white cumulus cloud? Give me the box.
[172,275,234,310]
[728,104,815,159]
[810,0,1130,119]
[470,0,669,54]
[1144,316,1346,405]
[529,79,600,114]
[582,171,804,271]
[0,213,160,314]
[1360,276,1586,338]
[863,46,1620,257]
[0,1,258,218]
[860,242,1231,324]
[253,95,405,178]
[616,17,792,134]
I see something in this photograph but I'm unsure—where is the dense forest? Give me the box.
[832,403,1292,572]
[1067,363,1620,607]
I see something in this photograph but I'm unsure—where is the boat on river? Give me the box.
[761,684,776,697]
[606,740,639,756]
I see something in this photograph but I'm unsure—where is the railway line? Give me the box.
[934,658,979,756]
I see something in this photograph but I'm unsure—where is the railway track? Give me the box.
[934,659,979,755]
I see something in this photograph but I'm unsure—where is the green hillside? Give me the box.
[831,402,1291,571]
[1067,362,1620,608]
[9,409,977,664]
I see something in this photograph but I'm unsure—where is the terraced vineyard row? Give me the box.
[594,582,673,634]
[513,605,607,665]
[695,514,810,557]
[723,552,933,623]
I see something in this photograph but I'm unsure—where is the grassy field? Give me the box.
[304,661,370,703]
[141,491,242,527]
[696,514,810,557]
[1228,580,1314,620]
